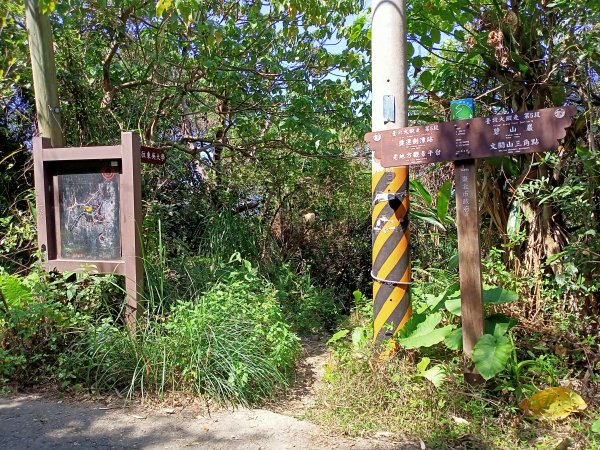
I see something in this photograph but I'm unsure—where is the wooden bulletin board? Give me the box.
[33,132,143,327]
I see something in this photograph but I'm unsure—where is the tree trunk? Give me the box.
[24,0,63,147]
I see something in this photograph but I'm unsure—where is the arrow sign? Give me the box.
[365,106,577,168]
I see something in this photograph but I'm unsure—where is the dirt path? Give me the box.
[0,338,420,450]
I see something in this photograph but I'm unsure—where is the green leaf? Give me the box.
[410,179,432,206]
[423,364,445,387]
[419,70,433,90]
[445,297,461,316]
[444,327,463,350]
[397,313,454,349]
[416,356,431,373]
[445,315,516,352]
[436,180,452,223]
[416,357,446,387]
[410,210,446,231]
[156,0,173,17]
[326,329,349,345]
[0,274,32,307]
[482,287,518,305]
[472,334,514,380]
[485,314,517,337]
[352,327,367,349]
[592,415,600,433]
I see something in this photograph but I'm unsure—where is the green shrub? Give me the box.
[269,262,342,334]
[0,269,92,387]
[67,257,300,405]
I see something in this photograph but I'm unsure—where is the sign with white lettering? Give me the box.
[365,106,577,167]
[140,146,166,165]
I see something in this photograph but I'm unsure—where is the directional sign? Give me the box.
[141,146,166,165]
[365,106,577,168]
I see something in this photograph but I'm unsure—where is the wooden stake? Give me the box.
[454,159,485,384]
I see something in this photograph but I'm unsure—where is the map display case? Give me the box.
[34,132,143,325]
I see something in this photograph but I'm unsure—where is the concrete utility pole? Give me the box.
[371,0,411,342]
[24,0,64,147]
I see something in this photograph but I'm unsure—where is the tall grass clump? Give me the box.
[68,255,300,405]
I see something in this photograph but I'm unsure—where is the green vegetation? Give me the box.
[1,0,599,447]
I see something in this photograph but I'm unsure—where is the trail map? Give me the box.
[58,169,121,260]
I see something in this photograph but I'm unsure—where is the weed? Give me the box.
[65,256,300,405]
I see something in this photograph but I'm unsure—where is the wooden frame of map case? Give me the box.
[33,132,143,327]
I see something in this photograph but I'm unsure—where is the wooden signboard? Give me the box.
[34,132,143,329]
[365,106,577,167]
[365,104,576,383]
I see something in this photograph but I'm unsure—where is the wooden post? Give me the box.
[120,132,144,330]
[451,99,484,384]
[371,0,412,343]
[24,0,64,147]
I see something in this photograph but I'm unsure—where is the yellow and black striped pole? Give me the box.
[372,169,411,342]
[371,0,411,343]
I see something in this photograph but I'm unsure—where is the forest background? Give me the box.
[1,0,599,448]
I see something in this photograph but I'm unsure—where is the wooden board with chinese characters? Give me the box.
[365,106,577,167]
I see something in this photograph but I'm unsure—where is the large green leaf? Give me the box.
[482,287,518,305]
[485,314,517,337]
[444,327,463,350]
[444,315,517,351]
[397,313,455,349]
[445,287,517,316]
[436,180,452,223]
[326,329,349,345]
[445,297,462,316]
[472,334,514,380]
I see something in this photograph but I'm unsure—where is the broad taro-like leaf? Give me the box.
[444,327,463,350]
[519,387,587,420]
[444,297,462,316]
[444,315,516,351]
[485,314,517,337]
[397,313,454,349]
[482,287,518,305]
[472,334,513,380]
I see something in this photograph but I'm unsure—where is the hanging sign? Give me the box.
[141,146,166,165]
[365,106,577,167]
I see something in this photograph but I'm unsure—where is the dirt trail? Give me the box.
[0,338,420,450]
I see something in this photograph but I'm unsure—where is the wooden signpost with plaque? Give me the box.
[365,104,576,382]
[33,132,149,331]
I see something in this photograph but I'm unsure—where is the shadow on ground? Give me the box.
[0,395,421,449]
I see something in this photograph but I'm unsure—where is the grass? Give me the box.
[309,346,598,449]
[62,255,300,406]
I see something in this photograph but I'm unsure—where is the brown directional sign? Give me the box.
[365,106,577,167]
[141,146,166,165]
